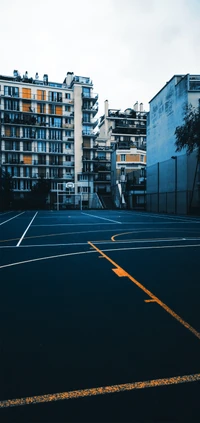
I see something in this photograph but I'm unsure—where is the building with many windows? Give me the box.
[0,70,100,209]
[98,100,147,208]
[147,74,200,214]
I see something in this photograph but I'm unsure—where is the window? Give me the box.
[65,130,71,137]
[82,87,90,97]
[23,127,35,138]
[65,105,71,112]
[49,117,62,127]
[49,142,62,153]
[36,129,46,139]
[83,125,91,135]
[37,115,46,125]
[4,99,19,111]
[78,174,88,181]
[78,186,90,193]
[140,155,144,162]
[49,129,62,140]
[37,142,46,152]
[121,154,126,161]
[37,103,46,113]
[49,91,62,102]
[65,142,71,149]
[65,93,71,99]
[83,113,90,123]
[65,118,71,124]
[4,86,19,97]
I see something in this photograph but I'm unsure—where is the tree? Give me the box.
[0,168,13,210]
[30,177,51,209]
[174,104,200,158]
[175,104,200,213]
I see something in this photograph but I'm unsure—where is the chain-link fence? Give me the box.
[146,154,200,214]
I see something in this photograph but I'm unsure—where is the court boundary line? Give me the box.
[0,372,199,409]
[16,212,38,247]
[81,212,122,224]
[0,211,24,226]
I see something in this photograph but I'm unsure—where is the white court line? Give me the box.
[128,211,200,223]
[32,222,117,227]
[1,238,200,249]
[16,212,38,247]
[81,212,121,224]
[0,212,25,226]
[0,250,95,269]
[0,211,13,217]
[0,242,90,248]
[0,243,200,270]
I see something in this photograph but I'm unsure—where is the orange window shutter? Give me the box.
[22,88,31,99]
[37,90,41,100]
[56,106,62,115]
[5,127,11,136]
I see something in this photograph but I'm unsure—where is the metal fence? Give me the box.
[146,154,200,214]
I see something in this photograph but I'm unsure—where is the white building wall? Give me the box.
[147,74,200,213]
[74,84,83,192]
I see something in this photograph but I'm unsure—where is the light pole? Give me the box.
[171,156,177,214]
[157,162,160,213]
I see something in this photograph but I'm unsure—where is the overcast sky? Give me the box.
[1,0,200,116]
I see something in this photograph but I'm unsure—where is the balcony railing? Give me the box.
[82,92,98,100]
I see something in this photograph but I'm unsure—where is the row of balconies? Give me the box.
[1,134,74,141]
[82,156,110,162]
[1,147,73,154]
[3,160,74,167]
[1,93,74,104]
[1,118,74,129]
[1,91,99,103]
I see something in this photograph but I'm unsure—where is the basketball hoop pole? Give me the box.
[57,183,59,211]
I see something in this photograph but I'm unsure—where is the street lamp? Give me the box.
[157,162,160,213]
[171,156,177,214]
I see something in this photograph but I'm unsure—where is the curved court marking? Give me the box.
[1,227,200,245]
[0,250,95,270]
[1,243,200,269]
[0,373,199,409]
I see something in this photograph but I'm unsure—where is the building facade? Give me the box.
[98,100,147,208]
[0,70,100,209]
[147,74,200,214]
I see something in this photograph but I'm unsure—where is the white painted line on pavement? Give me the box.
[82,212,121,224]
[0,212,25,226]
[16,212,38,247]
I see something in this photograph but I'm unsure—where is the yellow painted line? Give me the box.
[0,373,199,409]
[111,231,131,242]
[112,268,127,277]
[88,241,200,340]
[144,299,156,303]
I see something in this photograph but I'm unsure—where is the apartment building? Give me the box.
[0,70,99,209]
[147,74,200,214]
[98,100,147,208]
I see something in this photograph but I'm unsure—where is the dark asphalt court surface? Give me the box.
[0,209,200,422]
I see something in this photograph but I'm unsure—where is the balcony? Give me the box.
[82,130,97,138]
[82,92,98,102]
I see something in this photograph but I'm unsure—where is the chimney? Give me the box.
[66,72,74,86]
[134,101,138,111]
[104,100,109,137]
[140,103,143,112]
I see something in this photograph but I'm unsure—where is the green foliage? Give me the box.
[0,168,13,210]
[31,177,51,195]
[175,104,200,159]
